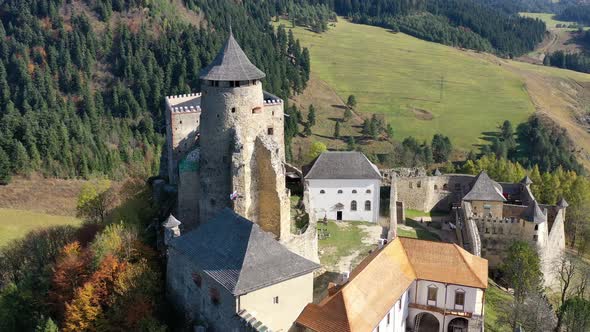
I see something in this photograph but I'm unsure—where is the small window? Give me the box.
[252,107,262,114]
[443,184,448,190]
[427,286,437,304]
[409,182,413,189]
[455,290,465,307]
[352,190,357,194]
[492,227,496,234]
[267,127,274,135]
[398,299,401,309]
[534,224,539,231]
[320,190,326,194]
[209,287,220,305]
[417,181,422,188]
[231,107,236,113]
[366,189,371,194]
[351,201,357,211]
[387,312,390,325]
[533,235,538,242]
[337,190,343,194]
[485,228,489,234]
[273,296,279,304]
[192,273,202,288]
[365,200,371,211]
[434,184,438,190]
[179,120,183,124]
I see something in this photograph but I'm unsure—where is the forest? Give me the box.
[0,0,310,184]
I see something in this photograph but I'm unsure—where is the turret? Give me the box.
[162,214,182,245]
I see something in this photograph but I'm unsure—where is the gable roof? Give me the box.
[304,152,381,180]
[199,31,266,81]
[170,209,319,296]
[296,237,488,332]
[399,238,488,288]
[463,171,506,202]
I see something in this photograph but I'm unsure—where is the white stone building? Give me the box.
[296,237,488,332]
[305,152,382,223]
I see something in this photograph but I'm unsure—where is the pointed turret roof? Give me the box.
[199,30,266,81]
[521,175,533,186]
[434,168,442,176]
[558,197,569,209]
[163,214,181,228]
[463,171,506,202]
[525,201,547,224]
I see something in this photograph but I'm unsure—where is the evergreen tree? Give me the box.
[307,104,316,126]
[346,94,357,109]
[0,146,10,184]
[431,134,453,163]
[334,121,340,138]
[347,136,357,151]
[303,123,312,136]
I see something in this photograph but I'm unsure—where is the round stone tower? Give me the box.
[198,31,268,224]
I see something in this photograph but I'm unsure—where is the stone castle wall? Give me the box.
[393,174,474,212]
[165,95,201,185]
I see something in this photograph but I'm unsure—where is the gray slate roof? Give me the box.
[463,171,506,202]
[304,151,382,180]
[199,31,266,81]
[170,208,320,296]
[558,197,569,208]
[434,168,442,176]
[520,175,533,186]
[524,200,547,224]
[163,214,181,228]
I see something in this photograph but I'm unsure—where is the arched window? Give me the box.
[434,184,438,190]
[454,289,465,309]
[365,200,371,211]
[352,190,357,194]
[351,201,357,211]
[443,184,448,190]
[337,189,343,194]
[417,181,422,188]
[320,190,325,194]
[366,189,371,194]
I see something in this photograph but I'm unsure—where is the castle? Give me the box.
[164,30,318,262]
[387,169,566,286]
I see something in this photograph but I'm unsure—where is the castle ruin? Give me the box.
[164,31,318,262]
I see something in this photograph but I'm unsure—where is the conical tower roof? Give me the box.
[163,214,181,228]
[434,168,442,176]
[525,200,547,224]
[558,197,569,209]
[520,175,533,186]
[199,30,266,81]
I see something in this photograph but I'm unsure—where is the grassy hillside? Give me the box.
[0,208,80,246]
[281,19,535,151]
[283,19,590,168]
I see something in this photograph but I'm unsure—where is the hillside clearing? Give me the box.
[281,19,535,151]
[0,208,81,247]
[284,19,590,168]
